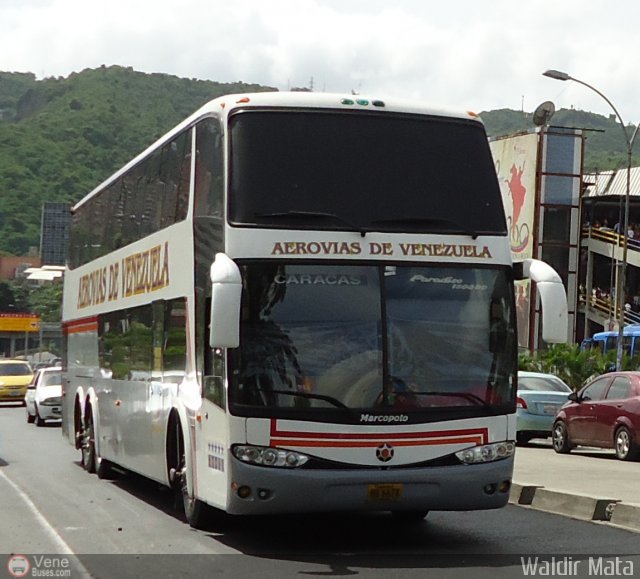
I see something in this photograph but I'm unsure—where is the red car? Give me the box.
[552,371,640,461]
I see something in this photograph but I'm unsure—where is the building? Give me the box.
[40,202,71,266]
[490,125,584,350]
[578,167,640,340]
[0,255,42,281]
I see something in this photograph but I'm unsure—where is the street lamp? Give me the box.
[542,69,639,371]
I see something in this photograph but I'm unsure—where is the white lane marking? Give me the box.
[0,469,93,578]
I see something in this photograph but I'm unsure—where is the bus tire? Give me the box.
[97,457,116,479]
[391,510,429,523]
[81,407,97,473]
[167,417,209,529]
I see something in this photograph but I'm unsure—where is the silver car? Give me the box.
[516,371,572,445]
[25,367,63,426]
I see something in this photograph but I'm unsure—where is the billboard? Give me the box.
[490,132,539,262]
[0,313,41,332]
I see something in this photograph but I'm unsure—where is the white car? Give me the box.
[25,367,62,426]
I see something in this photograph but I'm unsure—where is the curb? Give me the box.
[510,483,640,533]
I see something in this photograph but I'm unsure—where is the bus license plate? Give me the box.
[368,483,403,501]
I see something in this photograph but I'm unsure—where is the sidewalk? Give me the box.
[510,441,640,533]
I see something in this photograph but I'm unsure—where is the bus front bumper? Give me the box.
[224,456,514,515]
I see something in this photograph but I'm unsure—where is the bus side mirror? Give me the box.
[517,258,568,344]
[209,253,242,349]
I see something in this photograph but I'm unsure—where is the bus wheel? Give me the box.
[391,510,429,523]
[81,408,97,473]
[168,422,208,529]
[96,457,116,479]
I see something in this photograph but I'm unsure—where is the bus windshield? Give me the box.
[231,263,516,418]
[228,110,506,237]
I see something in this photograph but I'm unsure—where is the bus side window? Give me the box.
[203,349,226,409]
[194,118,224,218]
[203,297,226,409]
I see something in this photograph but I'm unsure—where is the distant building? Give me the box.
[40,202,71,266]
[0,256,42,281]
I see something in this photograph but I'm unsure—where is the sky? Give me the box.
[3,0,640,124]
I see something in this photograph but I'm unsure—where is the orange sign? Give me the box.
[0,313,41,332]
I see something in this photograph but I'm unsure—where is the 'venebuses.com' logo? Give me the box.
[7,555,30,578]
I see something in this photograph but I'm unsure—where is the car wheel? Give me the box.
[35,407,46,427]
[614,426,639,461]
[516,432,533,446]
[552,421,572,454]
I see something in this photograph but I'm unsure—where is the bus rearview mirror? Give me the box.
[209,253,242,349]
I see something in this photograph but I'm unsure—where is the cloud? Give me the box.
[3,0,640,120]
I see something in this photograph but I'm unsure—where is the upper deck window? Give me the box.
[229,110,506,236]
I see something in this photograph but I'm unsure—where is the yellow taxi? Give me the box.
[0,359,34,404]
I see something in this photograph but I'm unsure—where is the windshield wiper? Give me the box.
[254,210,367,237]
[370,217,479,239]
[409,391,491,407]
[255,388,351,410]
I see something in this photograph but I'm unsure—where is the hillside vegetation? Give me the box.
[0,66,636,256]
[0,66,274,256]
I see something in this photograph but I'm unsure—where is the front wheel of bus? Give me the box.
[168,421,209,529]
[391,510,429,523]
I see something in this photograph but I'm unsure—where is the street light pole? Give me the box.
[543,69,638,371]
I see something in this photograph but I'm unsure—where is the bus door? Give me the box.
[194,346,229,509]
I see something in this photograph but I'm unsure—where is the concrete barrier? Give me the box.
[531,488,618,521]
[609,502,640,533]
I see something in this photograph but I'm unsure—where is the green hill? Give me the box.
[0,66,275,256]
[0,66,636,256]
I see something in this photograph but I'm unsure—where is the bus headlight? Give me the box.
[232,445,309,468]
[455,441,515,464]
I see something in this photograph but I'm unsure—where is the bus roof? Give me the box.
[593,324,640,339]
[71,91,485,212]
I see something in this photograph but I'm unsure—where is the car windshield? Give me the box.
[0,363,31,376]
[518,375,571,393]
[42,372,62,386]
[231,262,517,417]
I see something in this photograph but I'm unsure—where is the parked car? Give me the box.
[516,371,572,444]
[24,367,62,426]
[0,359,33,404]
[552,371,640,461]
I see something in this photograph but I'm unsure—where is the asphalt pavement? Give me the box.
[511,439,640,533]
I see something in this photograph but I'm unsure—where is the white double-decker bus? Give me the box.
[61,92,567,528]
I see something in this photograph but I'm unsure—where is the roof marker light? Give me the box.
[356,99,369,106]
[341,98,355,105]
[236,97,251,104]
[372,100,385,107]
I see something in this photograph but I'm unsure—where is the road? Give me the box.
[1,403,639,579]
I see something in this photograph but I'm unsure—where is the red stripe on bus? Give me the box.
[270,420,488,444]
[64,317,98,334]
[271,435,484,448]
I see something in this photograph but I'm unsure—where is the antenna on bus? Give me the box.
[533,101,556,127]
